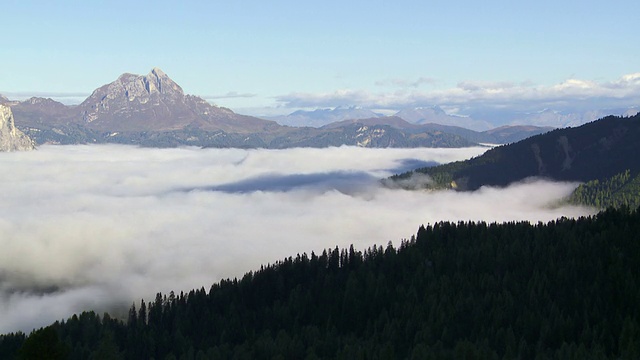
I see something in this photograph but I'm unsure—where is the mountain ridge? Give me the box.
[268,104,639,130]
[1,68,484,148]
[267,106,383,127]
[322,116,553,144]
[391,113,640,191]
[0,68,590,148]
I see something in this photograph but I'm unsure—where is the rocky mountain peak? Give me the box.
[91,68,183,102]
[150,67,166,77]
[104,68,184,101]
[144,67,183,97]
[80,68,187,126]
[0,104,35,151]
[9,67,276,135]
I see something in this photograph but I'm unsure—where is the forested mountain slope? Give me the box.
[322,116,552,144]
[568,169,640,209]
[2,207,639,359]
[391,113,640,191]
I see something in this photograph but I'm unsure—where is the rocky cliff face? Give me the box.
[76,67,276,133]
[79,68,191,131]
[0,105,35,151]
[82,68,184,114]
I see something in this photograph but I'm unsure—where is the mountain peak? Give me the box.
[143,68,183,96]
[78,68,187,127]
[149,67,166,77]
[69,68,277,133]
[86,68,184,104]
[108,68,182,98]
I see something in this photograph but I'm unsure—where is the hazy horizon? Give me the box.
[0,145,593,333]
[1,1,639,126]
[2,71,638,130]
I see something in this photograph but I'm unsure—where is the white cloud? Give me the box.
[0,145,592,333]
[275,73,640,118]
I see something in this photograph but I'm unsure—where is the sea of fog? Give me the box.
[0,145,593,333]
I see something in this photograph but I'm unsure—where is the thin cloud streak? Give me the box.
[375,77,438,88]
[203,91,257,100]
[0,145,592,333]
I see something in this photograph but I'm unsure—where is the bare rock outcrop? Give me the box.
[0,104,35,151]
[75,67,276,133]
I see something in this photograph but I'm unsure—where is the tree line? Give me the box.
[2,207,639,359]
[569,169,640,209]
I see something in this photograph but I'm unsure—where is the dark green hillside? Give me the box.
[391,113,640,191]
[2,207,640,359]
[569,170,640,209]
[265,123,476,148]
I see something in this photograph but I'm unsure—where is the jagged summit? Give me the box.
[149,67,167,79]
[145,67,183,96]
[71,68,274,132]
[78,68,204,128]
[88,68,183,106]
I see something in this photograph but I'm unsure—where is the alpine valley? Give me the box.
[0,68,552,149]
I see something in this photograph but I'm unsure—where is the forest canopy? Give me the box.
[2,207,639,359]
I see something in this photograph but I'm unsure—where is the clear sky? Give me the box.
[2,0,639,116]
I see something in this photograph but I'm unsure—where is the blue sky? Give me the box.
[2,0,639,117]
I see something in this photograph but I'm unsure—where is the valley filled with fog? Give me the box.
[0,145,592,333]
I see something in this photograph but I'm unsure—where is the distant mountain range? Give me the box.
[322,116,553,144]
[268,104,639,131]
[268,106,494,131]
[468,107,640,129]
[395,107,494,131]
[267,106,384,127]
[0,68,580,149]
[391,112,640,207]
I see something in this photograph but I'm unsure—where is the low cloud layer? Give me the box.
[0,145,592,333]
